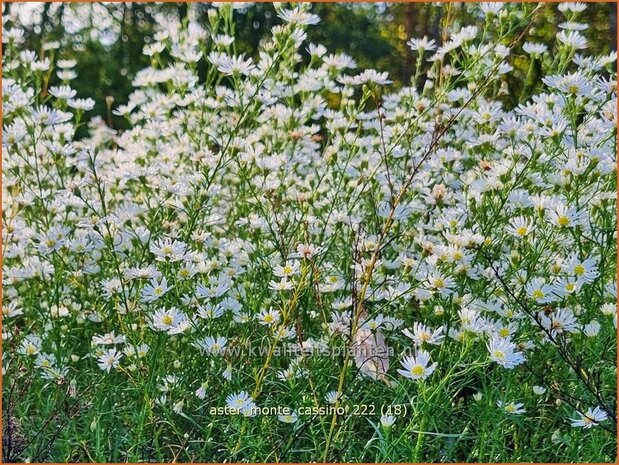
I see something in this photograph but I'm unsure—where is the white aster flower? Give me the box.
[397,350,437,380]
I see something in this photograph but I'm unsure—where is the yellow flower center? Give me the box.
[411,365,425,376]
[574,264,585,276]
[516,226,528,236]
[557,216,570,227]
[162,315,173,325]
[493,350,506,360]
[532,289,544,299]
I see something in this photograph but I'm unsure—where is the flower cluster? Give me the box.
[2,2,616,462]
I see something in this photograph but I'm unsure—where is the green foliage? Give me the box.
[9,2,616,124]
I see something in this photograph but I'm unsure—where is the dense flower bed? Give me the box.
[2,2,617,462]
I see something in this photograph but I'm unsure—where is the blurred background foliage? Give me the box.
[3,2,617,128]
